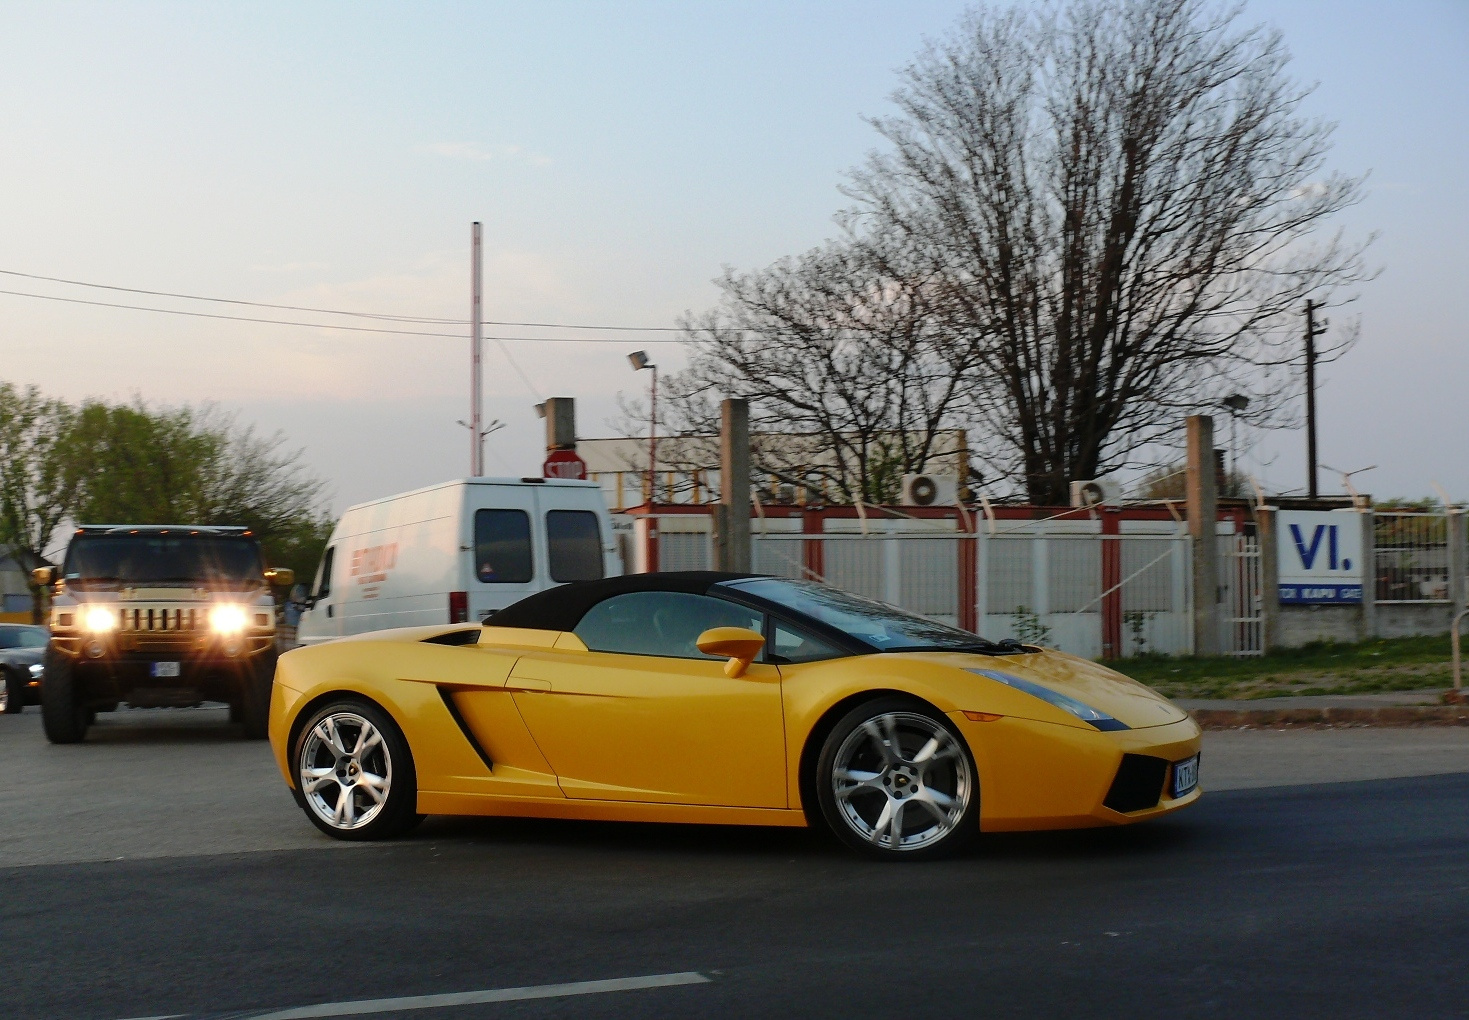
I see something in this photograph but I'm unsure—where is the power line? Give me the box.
[0,267,685,331]
[0,286,688,342]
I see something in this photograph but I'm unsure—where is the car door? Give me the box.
[506,590,788,808]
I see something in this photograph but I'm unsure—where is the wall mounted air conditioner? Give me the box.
[900,473,959,507]
[1069,478,1123,508]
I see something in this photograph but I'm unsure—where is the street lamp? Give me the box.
[628,351,657,505]
[1221,393,1250,496]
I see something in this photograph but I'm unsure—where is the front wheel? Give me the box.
[236,652,277,740]
[815,698,978,861]
[291,699,422,840]
[1,668,23,714]
[40,650,89,743]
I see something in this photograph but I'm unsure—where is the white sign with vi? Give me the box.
[1277,510,1364,604]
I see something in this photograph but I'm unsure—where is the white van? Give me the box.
[295,478,621,645]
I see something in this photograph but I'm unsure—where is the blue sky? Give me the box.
[1,0,1465,513]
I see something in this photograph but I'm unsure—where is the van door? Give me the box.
[468,485,542,622]
[296,545,341,644]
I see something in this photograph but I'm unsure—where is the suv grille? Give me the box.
[121,606,205,632]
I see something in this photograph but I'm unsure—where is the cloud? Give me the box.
[427,142,552,167]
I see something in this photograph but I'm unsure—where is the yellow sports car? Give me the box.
[269,572,1201,860]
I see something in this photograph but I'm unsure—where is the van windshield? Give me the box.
[64,534,264,588]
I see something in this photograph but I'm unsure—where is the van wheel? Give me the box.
[238,652,276,740]
[41,651,89,743]
[292,699,421,840]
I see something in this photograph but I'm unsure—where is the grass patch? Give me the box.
[1116,634,1460,701]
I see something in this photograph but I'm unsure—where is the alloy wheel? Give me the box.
[298,711,393,831]
[830,710,972,852]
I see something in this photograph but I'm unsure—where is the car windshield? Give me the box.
[63,535,264,587]
[720,577,994,652]
[0,625,48,649]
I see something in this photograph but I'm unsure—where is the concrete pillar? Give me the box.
[1359,510,1376,640]
[717,399,751,572]
[1186,415,1221,655]
[1256,507,1280,653]
[543,397,576,451]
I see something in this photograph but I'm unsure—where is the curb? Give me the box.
[1191,705,1469,730]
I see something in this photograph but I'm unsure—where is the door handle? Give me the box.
[504,677,551,692]
[326,604,334,618]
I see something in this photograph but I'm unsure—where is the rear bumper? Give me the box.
[950,713,1202,831]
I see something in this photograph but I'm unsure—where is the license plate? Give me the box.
[150,661,181,678]
[1171,754,1199,798]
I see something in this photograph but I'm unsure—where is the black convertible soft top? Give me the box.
[487,571,761,633]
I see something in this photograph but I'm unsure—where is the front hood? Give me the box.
[897,649,1187,729]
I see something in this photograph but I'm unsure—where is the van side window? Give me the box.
[314,547,335,600]
[475,509,533,583]
[546,510,604,582]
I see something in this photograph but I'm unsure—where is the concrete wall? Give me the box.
[1276,604,1365,647]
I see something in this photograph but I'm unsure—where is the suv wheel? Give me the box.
[40,650,89,743]
[237,651,277,740]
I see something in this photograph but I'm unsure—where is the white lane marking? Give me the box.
[245,971,712,1019]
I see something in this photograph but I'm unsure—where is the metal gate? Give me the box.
[1219,532,1263,656]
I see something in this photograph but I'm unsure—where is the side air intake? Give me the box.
[1102,754,1168,813]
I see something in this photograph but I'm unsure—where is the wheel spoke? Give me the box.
[869,798,894,845]
[885,799,907,846]
[833,767,884,801]
[303,766,336,794]
[358,772,388,803]
[913,788,953,825]
[353,723,381,758]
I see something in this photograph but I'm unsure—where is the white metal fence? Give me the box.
[1375,511,1451,603]
[634,516,1228,659]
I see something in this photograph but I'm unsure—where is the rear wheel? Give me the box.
[814,697,978,861]
[1,668,23,714]
[291,699,422,840]
[40,650,89,743]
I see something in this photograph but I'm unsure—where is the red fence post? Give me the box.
[803,507,824,581]
[958,516,979,633]
[1100,509,1122,659]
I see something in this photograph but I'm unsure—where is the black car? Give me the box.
[0,623,48,714]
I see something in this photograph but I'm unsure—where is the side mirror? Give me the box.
[696,626,766,679]
[264,567,295,587]
[31,566,55,586]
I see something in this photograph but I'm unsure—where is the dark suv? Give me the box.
[35,525,292,742]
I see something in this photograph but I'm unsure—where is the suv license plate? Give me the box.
[150,661,181,678]
[1171,754,1199,798]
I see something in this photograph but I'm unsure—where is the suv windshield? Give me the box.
[721,577,995,652]
[63,534,264,588]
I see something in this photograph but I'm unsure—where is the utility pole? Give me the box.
[470,221,484,477]
[1304,299,1327,499]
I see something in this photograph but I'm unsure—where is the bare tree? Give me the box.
[647,240,979,503]
[843,0,1371,502]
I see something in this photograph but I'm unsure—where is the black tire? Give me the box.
[2,667,24,714]
[814,696,979,861]
[290,698,422,841]
[40,649,89,744]
[237,651,277,740]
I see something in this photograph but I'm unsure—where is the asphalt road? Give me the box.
[3,708,1469,1019]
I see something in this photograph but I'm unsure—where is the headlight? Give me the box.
[967,668,1129,731]
[83,606,119,633]
[29,663,44,677]
[209,605,248,634]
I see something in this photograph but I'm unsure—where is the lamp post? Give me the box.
[1221,393,1249,497]
[628,351,657,505]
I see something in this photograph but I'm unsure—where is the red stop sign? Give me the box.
[542,449,588,480]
